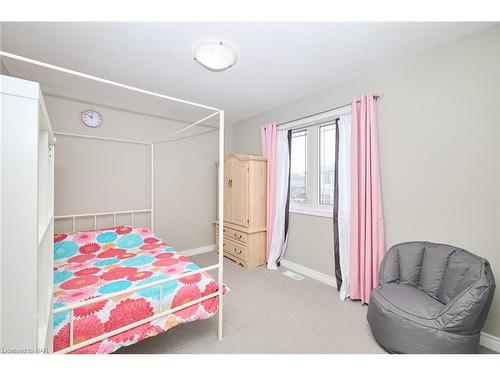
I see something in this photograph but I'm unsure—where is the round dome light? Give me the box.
[193,41,237,71]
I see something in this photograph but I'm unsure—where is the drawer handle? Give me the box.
[235,248,242,254]
[234,234,242,239]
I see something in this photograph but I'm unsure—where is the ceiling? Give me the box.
[0,22,495,124]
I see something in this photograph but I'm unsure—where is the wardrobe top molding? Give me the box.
[218,153,267,163]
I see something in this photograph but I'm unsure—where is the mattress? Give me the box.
[53,226,224,354]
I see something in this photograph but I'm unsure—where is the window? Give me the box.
[287,107,349,218]
[290,129,307,203]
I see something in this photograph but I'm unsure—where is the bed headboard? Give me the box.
[54,209,153,233]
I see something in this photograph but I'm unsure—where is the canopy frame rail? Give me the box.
[0,51,220,111]
[0,51,226,348]
[154,111,220,144]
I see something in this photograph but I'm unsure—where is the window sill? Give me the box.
[289,206,333,218]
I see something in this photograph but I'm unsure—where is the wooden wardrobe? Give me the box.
[214,153,267,269]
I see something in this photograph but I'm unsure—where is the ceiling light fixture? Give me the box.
[193,41,237,72]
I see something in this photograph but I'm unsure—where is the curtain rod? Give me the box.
[277,95,379,127]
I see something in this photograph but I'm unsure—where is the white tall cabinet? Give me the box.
[1,75,55,353]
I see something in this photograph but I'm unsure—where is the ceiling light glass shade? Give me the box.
[194,42,237,71]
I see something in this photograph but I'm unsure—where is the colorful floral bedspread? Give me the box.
[53,226,224,354]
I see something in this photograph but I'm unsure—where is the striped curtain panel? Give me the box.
[267,129,292,269]
[332,112,352,300]
[261,123,278,261]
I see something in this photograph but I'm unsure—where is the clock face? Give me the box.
[81,110,103,128]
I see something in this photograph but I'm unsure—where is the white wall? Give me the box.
[53,135,151,216]
[0,60,9,75]
[47,95,219,251]
[232,26,500,336]
[155,132,218,250]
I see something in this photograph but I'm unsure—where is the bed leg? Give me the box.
[217,109,224,341]
[218,291,223,340]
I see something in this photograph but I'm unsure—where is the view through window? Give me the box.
[289,118,338,216]
[319,124,335,205]
[290,129,307,203]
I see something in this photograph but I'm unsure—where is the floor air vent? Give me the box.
[282,270,304,281]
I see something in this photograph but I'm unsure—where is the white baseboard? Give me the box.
[280,259,337,288]
[480,332,500,353]
[179,244,215,257]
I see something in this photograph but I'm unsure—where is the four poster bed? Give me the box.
[0,51,227,354]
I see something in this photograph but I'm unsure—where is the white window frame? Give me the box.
[318,122,336,206]
[289,128,308,204]
[281,105,351,218]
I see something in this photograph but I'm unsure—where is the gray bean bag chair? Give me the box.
[367,241,495,353]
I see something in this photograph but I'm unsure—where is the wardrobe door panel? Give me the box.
[231,159,249,227]
[223,157,233,222]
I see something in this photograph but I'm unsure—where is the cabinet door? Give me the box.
[231,159,249,227]
[223,157,232,222]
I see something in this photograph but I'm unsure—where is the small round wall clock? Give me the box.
[81,110,103,128]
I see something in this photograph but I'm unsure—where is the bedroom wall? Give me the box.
[0,60,9,75]
[232,25,500,336]
[154,132,218,251]
[47,95,219,251]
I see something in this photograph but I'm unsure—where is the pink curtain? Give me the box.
[349,93,385,304]
[261,123,277,259]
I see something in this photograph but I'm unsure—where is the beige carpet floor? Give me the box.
[117,251,496,354]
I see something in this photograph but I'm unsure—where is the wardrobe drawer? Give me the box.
[215,223,248,244]
[226,227,247,244]
[223,239,248,261]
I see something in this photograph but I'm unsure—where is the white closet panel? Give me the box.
[1,75,55,353]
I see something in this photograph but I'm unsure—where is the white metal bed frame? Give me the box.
[0,51,226,354]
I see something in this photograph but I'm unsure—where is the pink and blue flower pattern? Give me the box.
[53,227,226,354]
